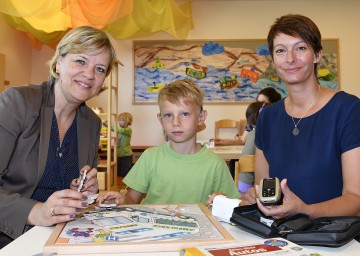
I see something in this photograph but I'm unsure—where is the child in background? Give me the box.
[256,87,282,104]
[115,112,133,177]
[238,102,269,193]
[215,87,281,147]
[97,79,240,206]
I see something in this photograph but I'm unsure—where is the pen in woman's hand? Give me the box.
[77,169,88,192]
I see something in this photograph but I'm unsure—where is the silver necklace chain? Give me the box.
[289,85,320,136]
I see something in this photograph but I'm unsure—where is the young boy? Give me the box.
[97,79,240,206]
[115,112,133,177]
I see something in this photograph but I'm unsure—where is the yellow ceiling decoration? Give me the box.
[0,0,193,50]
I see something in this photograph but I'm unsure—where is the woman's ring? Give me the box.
[50,206,57,216]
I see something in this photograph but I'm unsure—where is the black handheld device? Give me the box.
[258,177,282,205]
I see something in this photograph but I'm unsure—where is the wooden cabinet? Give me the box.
[131,146,152,165]
[97,159,115,191]
[96,60,122,191]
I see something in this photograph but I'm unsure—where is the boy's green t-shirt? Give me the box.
[123,142,240,205]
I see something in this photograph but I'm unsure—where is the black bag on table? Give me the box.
[230,204,360,247]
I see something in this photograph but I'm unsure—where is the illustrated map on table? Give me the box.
[54,204,229,245]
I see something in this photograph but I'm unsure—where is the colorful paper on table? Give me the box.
[179,238,322,256]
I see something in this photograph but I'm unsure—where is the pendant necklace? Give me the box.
[289,85,320,136]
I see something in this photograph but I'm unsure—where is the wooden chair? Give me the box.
[239,119,247,136]
[234,155,255,193]
[214,119,240,139]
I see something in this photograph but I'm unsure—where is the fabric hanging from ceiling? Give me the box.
[0,0,193,50]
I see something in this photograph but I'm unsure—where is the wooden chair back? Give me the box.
[239,119,247,136]
[234,155,255,186]
[214,119,240,139]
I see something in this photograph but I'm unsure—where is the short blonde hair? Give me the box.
[119,112,133,125]
[158,79,204,111]
[49,26,117,86]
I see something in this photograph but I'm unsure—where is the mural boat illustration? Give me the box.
[240,68,259,83]
[151,57,165,69]
[147,82,164,93]
[219,75,240,90]
[271,76,279,82]
[186,63,207,79]
[318,68,335,81]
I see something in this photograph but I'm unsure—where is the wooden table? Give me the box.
[209,145,243,161]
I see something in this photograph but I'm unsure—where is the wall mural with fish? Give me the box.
[133,39,339,104]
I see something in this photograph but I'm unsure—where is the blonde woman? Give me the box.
[0,26,116,247]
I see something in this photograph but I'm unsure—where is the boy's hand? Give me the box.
[206,192,226,208]
[96,191,125,206]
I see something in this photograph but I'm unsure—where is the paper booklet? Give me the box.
[211,195,241,223]
[179,238,322,256]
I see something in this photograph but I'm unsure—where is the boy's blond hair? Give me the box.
[157,79,204,111]
[118,112,133,125]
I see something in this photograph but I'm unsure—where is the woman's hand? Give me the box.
[256,179,306,219]
[70,165,98,194]
[27,189,88,226]
[241,187,257,205]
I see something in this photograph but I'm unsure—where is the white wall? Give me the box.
[30,45,54,84]
[0,18,32,87]
[23,0,360,146]
[119,0,360,146]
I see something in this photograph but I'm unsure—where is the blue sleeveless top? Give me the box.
[255,91,360,204]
